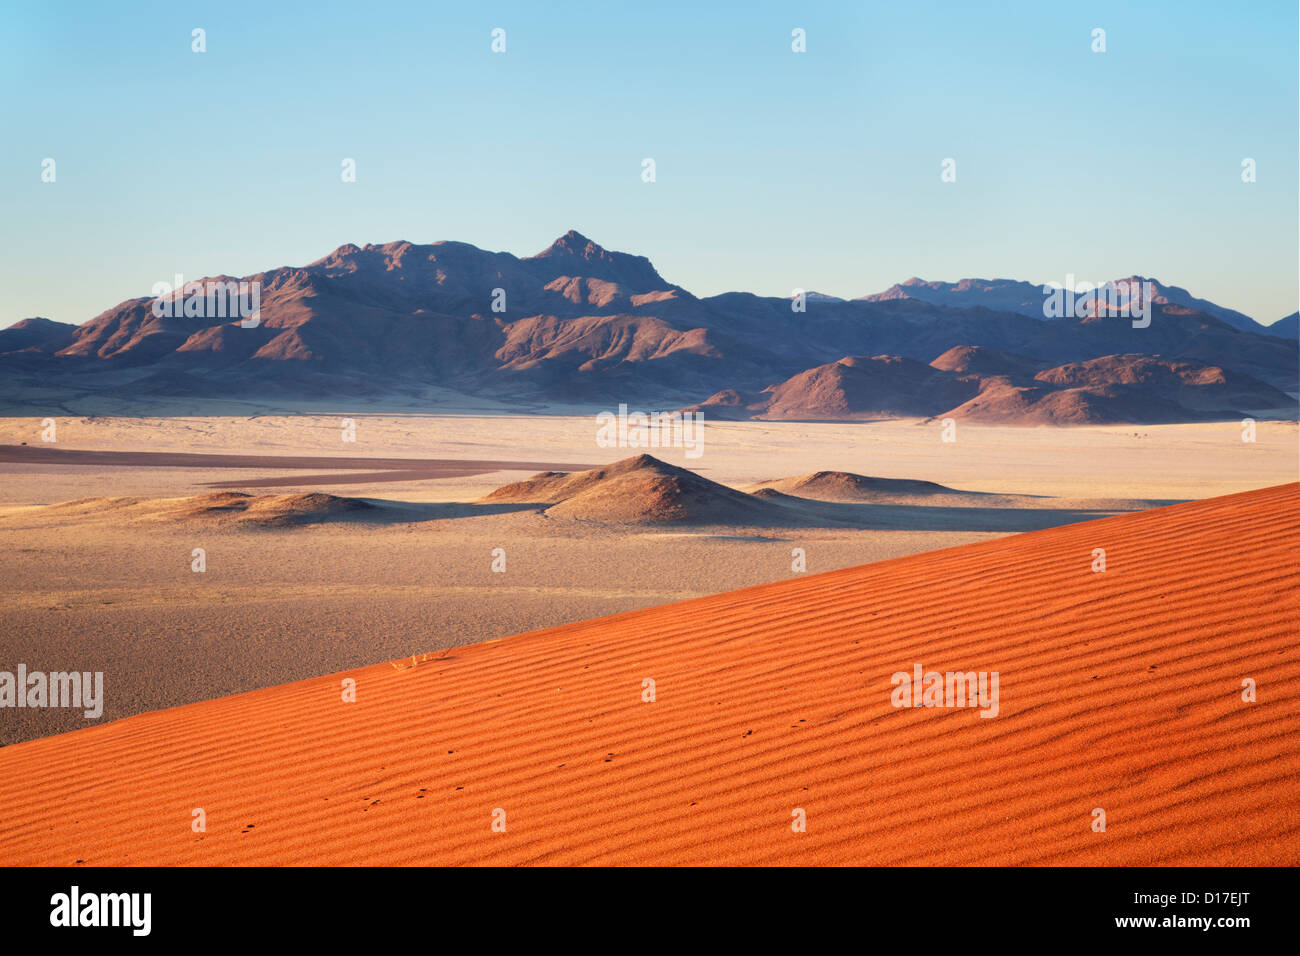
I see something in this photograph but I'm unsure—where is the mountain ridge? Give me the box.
[3,232,1296,424]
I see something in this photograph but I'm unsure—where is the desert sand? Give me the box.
[0,461,1120,745]
[1,408,1295,502]
[0,483,1293,865]
[0,411,1294,745]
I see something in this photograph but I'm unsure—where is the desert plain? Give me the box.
[0,404,1293,741]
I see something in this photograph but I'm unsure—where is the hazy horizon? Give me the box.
[4,0,1297,324]
[12,228,1298,329]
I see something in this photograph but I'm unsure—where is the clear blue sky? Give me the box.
[3,0,1296,325]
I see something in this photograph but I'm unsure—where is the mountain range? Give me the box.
[4,230,1296,424]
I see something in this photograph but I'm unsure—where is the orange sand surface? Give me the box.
[1,484,1296,866]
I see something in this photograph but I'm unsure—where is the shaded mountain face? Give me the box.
[3,233,1296,423]
[929,345,1047,382]
[758,355,982,420]
[1267,312,1298,340]
[0,317,78,355]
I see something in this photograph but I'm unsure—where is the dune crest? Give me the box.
[40,491,377,527]
[482,453,799,525]
[746,470,959,501]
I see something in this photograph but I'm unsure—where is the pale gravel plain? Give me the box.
[0,404,1295,745]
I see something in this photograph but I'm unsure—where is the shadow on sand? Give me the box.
[354,495,1188,534]
[761,497,1189,532]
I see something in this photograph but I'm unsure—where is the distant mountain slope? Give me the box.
[690,348,1291,425]
[1033,354,1293,412]
[859,276,1267,332]
[859,277,1048,317]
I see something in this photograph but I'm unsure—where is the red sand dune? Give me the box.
[0,484,1296,866]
